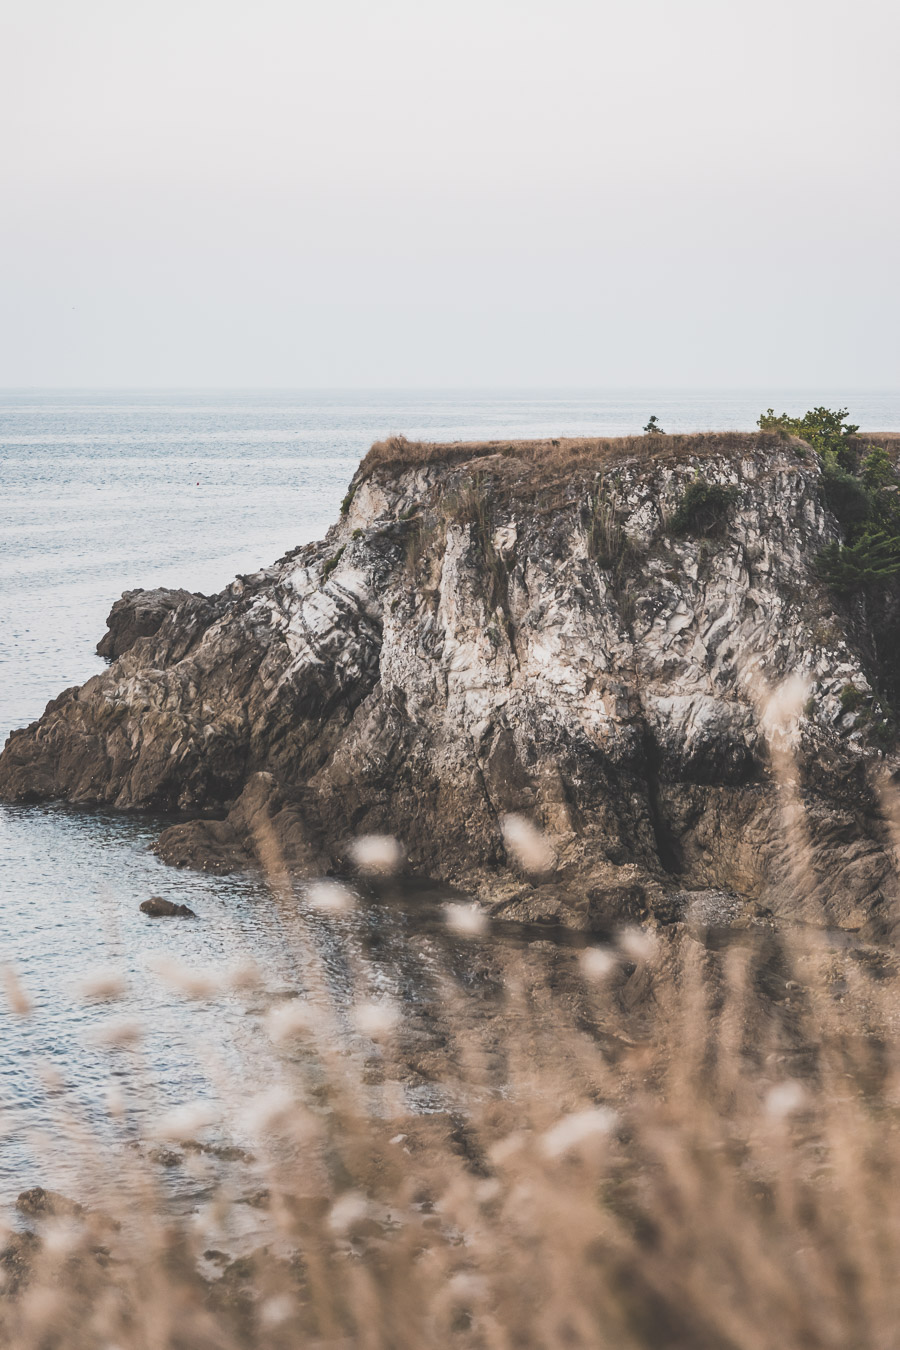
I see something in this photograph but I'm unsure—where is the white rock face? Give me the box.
[2,433,898,932]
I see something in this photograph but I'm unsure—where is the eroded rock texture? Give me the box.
[96,587,201,661]
[2,432,899,932]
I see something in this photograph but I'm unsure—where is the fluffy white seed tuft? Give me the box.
[305,880,355,913]
[500,815,556,875]
[328,1191,369,1233]
[145,954,223,999]
[349,835,404,876]
[152,1100,218,1141]
[617,927,657,961]
[89,1018,142,1048]
[765,1080,806,1119]
[260,1295,297,1327]
[240,1086,301,1136]
[352,1000,401,1038]
[77,966,128,1003]
[579,946,617,980]
[443,902,489,936]
[265,1000,321,1044]
[225,960,262,991]
[2,965,32,1015]
[540,1107,618,1159]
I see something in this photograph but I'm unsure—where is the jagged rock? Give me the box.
[96,587,199,660]
[2,432,899,934]
[670,889,746,930]
[152,771,320,875]
[140,897,197,918]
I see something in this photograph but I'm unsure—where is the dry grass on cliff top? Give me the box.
[359,430,794,480]
[360,430,900,487]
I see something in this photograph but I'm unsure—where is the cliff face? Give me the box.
[3,432,899,933]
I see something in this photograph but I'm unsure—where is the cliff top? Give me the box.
[358,429,900,484]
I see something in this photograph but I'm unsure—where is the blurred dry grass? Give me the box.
[4,887,900,1348]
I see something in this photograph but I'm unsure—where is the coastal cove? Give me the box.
[3,387,900,1213]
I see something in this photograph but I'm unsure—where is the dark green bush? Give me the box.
[669,479,738,537]
[861,445,899,492]
[816,531,900,592]
[821,463,873,532]
[839,684,866,713]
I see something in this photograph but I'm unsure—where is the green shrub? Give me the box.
[322,546,345,581]
[340,486,356,516]
[758,405,859,471]
[643,415,665,435]
[861,445,899,492]
[873,716,898,746]
[669,478,738,538]
[839,684,866,713]
[816,531,900,592]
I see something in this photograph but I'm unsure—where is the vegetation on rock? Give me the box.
[757,405,859,469]
[668,477,738,538]
[758,407,900,594]
[321,546,345,581]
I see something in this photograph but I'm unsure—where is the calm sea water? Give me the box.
[1,388,898,1207]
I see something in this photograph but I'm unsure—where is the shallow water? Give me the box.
[2,387,898,1207]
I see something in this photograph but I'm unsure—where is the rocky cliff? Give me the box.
[3,432,899,934]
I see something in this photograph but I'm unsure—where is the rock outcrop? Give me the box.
[2,432,899,933]
[96,587,199,660]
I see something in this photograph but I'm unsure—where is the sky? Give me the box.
[2,0,898,388]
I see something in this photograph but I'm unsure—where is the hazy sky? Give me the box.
[2,0,898,388]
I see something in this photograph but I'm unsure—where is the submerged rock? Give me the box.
[140,897,197,918]
[2,431,899,934]
[16,1187,85,1220]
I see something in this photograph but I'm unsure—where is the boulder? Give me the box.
[140,897,197,918]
